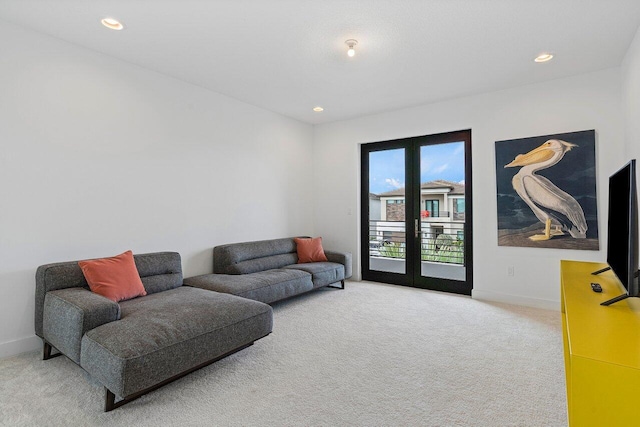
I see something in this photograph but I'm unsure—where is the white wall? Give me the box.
[313,68,624,310]
[623,25,640,274]
[0,21,314,357]
[623,26,640,177]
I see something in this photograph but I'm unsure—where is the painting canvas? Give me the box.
[495,130,599,250]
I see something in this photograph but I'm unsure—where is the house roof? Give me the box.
[377,180,465,197]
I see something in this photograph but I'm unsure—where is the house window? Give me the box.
[425,200,439,217]
[457,230,464,241]
[453,198,465,220]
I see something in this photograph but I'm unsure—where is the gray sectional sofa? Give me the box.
[35,252,273,411]
[184,237,352,303]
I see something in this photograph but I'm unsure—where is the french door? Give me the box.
[360,130,473,295]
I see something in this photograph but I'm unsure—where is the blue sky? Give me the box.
[369,142,465,194]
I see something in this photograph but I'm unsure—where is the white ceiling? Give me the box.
[1,1,639,125]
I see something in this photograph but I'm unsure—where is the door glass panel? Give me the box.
[368,148,406,274]
[419,142,466,281]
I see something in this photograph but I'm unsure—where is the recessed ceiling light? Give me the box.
[534,53,554,63]
[313,106,324,112]
[101,17,124,31]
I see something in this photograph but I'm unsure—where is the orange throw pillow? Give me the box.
[294,237,328,263]
[78,250,147,302]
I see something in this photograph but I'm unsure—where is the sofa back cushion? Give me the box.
[214,238,303,274]
[35,252,182,338]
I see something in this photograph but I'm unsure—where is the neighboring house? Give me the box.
[370,180,466,244]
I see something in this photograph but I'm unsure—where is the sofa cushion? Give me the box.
[79,250,147,302]
[80,286,273,398]
[294,237,328,263]
[227,253,299,275]
[135,252,183,295]
[184,269,313,304]
[284,262,345,288]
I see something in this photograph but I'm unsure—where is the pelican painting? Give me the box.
[505,139,587,241]
[495,130,598,251]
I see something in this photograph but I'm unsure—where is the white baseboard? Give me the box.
[472,289,560,311]
[0,335,41,359]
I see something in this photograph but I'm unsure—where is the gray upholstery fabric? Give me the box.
[35,252,182,338]
[35,263,89,338]
[80,287,273,398]
[184,269,313,304]
[227,253,298,275]
[194,237,353,303]
[213,237,302,274]
[43,288,121,363]
[325,251,353,279]
[135,252,183,295]
[284,262,345,288]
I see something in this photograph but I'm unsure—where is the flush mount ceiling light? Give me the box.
[534,53,554,63]
[313,106,324,112]
[345,39,358,57]
[101,17,124,30]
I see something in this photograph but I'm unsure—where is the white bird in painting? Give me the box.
[504,139,587,241]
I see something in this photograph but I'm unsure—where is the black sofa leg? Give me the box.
[105,388,139,412]
[105,389,116,412]
[43,341,62,361]
[328,280,345,290]
[103,341,256,412]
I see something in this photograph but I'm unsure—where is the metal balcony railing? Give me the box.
[368,221,464,265]
[421,210,450,218]
[452,212,465,221]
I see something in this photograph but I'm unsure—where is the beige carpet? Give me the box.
[0,281,567,426]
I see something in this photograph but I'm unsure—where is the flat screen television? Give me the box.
[594,159,639,306]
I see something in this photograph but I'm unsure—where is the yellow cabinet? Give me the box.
[561,260,640,426]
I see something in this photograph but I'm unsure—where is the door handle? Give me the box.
[415,218,420,239]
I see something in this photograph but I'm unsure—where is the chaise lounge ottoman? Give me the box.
[36,251,273,411]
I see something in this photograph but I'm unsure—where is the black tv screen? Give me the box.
[606,159,639,296]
